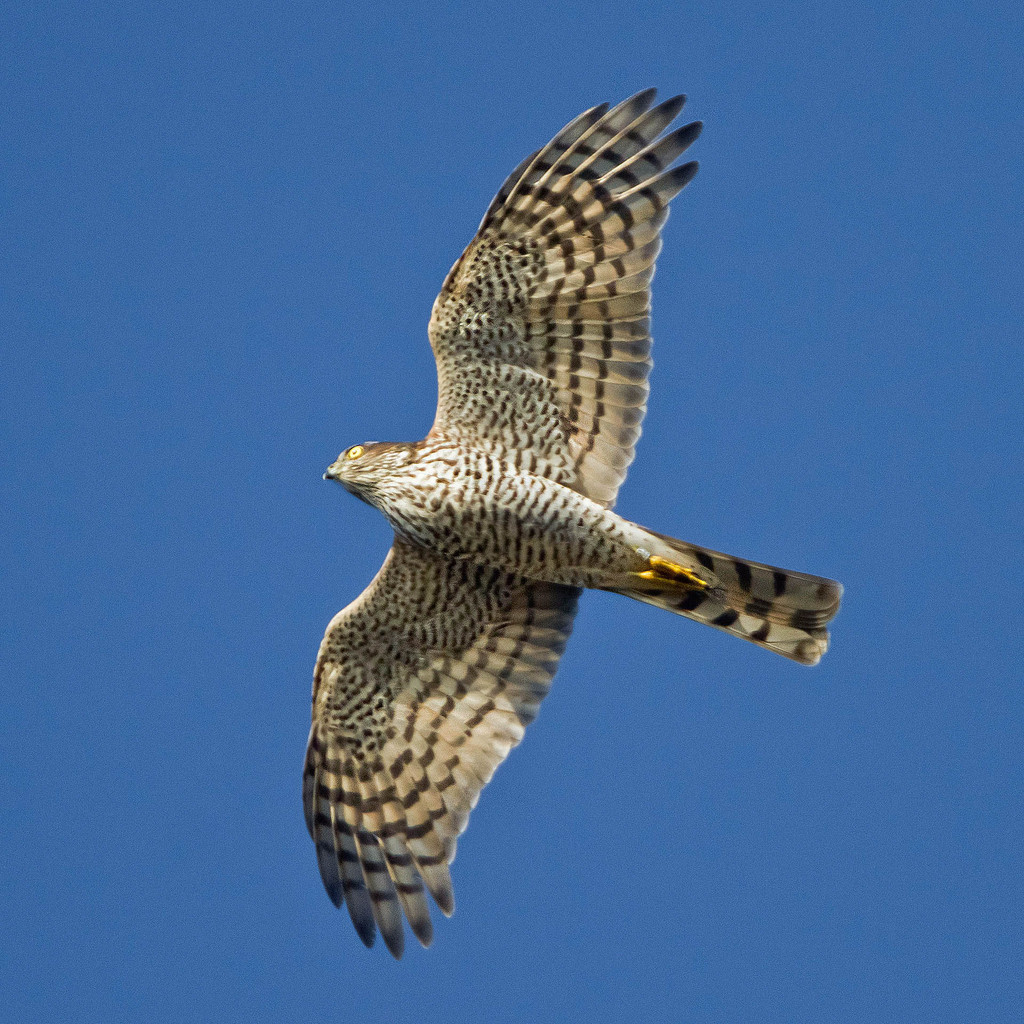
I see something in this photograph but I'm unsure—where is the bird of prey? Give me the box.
[305,89,842,957]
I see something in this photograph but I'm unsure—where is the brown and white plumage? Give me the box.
[305,538,578,957]
[429,88,699,507]
[307,90,842,957]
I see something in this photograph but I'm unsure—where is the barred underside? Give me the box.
[305,539,579,957]
[429,89,702,508]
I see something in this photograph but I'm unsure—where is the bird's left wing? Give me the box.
[427,89,701,508]
[304,537,580,957]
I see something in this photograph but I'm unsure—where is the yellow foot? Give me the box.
[636,554,710,589]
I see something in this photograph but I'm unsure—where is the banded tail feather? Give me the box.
[606,529,842,665]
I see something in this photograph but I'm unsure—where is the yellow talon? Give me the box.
[644,555,709,589]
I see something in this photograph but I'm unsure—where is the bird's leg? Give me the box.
[629,548,710,591]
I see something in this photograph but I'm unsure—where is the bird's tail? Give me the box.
[602,528,842,665]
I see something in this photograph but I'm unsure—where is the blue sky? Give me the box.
[2,1,1022,1021]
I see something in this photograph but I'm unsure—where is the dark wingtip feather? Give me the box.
[349,904,377,948]
[409,913,434,949]
[433,881,455,917]
[380,920,405,959]
[673,121,703,153]
[655,94,687,123]
[627,86,658,107]
[670,160,699,189]
[315,848,345,909]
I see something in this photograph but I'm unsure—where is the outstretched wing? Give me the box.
[304,538,580,957]
[428,89,701,508]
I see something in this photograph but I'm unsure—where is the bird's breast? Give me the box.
[373,449,640,585]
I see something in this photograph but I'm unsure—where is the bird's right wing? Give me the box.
[305,537,580,957]
[427,89,701,508]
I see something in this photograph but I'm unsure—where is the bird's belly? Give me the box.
[384,465,645,585]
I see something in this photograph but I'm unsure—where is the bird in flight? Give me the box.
[305,89,842,957]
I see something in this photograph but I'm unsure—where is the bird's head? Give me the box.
[323,442,419,503]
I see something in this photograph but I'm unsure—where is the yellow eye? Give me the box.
[346,445,365,460]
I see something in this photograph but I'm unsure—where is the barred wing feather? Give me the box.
[428,89,701,508]
[304,538,580,957]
